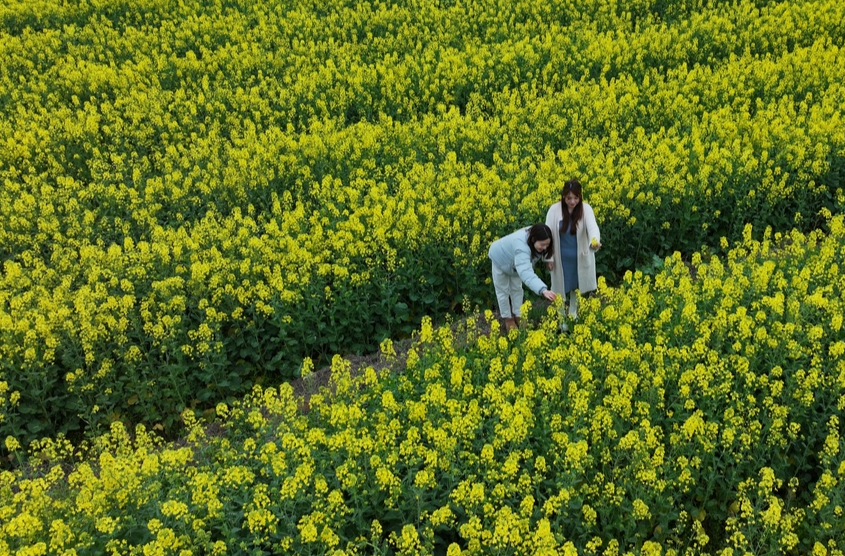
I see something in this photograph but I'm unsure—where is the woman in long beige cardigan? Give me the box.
[545,179,601,327]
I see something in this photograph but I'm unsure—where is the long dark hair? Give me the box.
[527,223,553,258]
[560,179,584,235]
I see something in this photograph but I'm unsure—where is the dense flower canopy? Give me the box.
[1,0,845,553]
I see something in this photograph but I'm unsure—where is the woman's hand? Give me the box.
[542,289,558,301]
[546,261,554,271]
[590,239,602,251]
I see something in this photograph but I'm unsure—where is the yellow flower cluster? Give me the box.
[2,0,845,445]
[2,217,844,554]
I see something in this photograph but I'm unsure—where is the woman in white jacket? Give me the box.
[488,223,559,331]
[545,179,601,326]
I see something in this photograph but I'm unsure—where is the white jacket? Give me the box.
[488,228,549,296]
[545,201,600,294]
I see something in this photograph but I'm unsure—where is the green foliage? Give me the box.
[2,219,844,554]
[1,0,845,444]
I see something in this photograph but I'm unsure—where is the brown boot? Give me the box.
[513,316,521,328]
[504,317,517,331]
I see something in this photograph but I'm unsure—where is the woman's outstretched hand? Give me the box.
[542,289,558,301]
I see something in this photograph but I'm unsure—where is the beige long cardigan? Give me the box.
[544,201,601,294]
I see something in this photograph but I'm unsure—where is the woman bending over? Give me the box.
[488,223,559,331]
